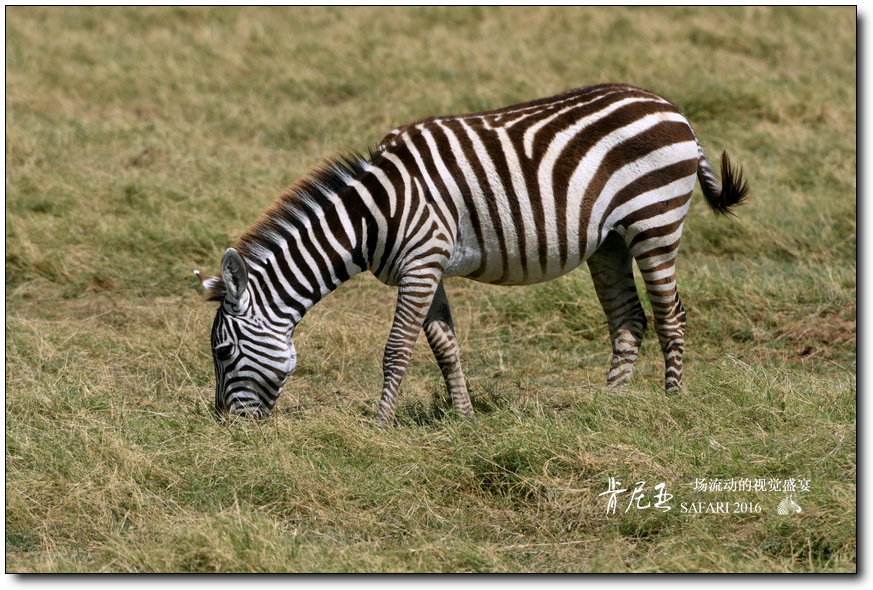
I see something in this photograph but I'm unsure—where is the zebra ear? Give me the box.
[221,248,249,305]
[194,270,227,301]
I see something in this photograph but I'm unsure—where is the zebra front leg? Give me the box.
[423,282,473,418]
[376,273,441,426]
[587,232,647,388]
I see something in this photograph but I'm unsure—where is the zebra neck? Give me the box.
[234,157,379,325]
[240,202,369,325]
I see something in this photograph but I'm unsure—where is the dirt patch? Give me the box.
[772,302,856,357]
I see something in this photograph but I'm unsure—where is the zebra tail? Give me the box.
[697,147,750,217]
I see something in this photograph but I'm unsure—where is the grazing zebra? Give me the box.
[195,83,748,425]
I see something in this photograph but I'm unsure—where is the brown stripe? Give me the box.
[428,121,489,279]
[443,119,511,282]
[464,119,529,281]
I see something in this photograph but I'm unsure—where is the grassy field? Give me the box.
[5,6,856,572]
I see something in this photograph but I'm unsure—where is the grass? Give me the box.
[5,6,856,572]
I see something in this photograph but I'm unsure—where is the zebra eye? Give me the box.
[215,343,234,361]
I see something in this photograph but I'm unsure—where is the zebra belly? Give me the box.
[442,209,586,286]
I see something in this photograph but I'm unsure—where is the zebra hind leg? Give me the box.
[586,232,648,388]
[423,282,473,418]
[631,240,686,393]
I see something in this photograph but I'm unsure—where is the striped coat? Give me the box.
[196,83,748,424]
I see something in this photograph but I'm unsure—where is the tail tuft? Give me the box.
[698,151,749,217]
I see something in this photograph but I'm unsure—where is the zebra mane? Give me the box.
[235,152,370,261]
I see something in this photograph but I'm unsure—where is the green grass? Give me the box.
[6,6,855,572]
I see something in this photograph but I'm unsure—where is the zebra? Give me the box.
[195,83,748,425]
[777,495,802,515]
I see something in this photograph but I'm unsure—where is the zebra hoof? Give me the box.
[375,416,396,429]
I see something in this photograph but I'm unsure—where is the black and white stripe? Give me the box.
[196,83,748,425]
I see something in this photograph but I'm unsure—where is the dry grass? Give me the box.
[6,6,855,572]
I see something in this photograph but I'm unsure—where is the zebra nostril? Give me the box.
[249,406,271,420]
[224,403,271,421]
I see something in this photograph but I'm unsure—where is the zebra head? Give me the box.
[195,248,297,420]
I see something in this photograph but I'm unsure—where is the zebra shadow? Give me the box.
[391,386,519,428]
